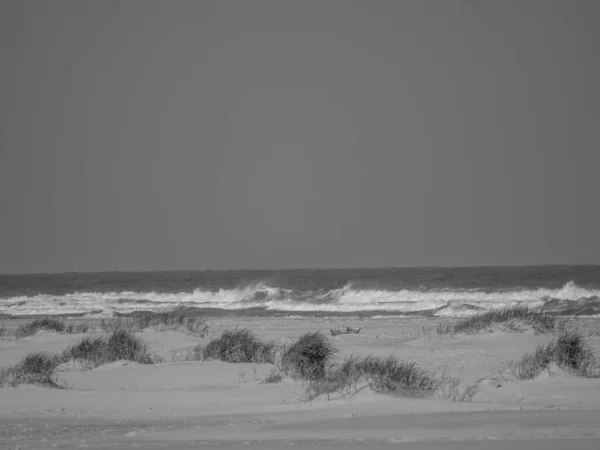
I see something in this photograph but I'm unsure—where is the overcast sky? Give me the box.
[1,0,599,273]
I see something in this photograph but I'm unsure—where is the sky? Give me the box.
[1,0,599,273]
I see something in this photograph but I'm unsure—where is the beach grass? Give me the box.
[1,330,160,387]
[60,329,161,369]
[1,318,91,339]
[100,309,209,336]
[510,329,600,380]
[180,344,204,361]
[436,305,557,336]
[303,354,440,400]
[0,351,64,388]
[261,368,284,384]
[202,328,278,364]
[280,332,338,381]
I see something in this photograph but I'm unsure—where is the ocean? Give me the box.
[1,266,600,318]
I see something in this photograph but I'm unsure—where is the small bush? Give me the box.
[12,318,89,339]
[281,332,338,380]
[61,330,160,368]
[0,352,63,388]
[436,305,556,336]
[202,328,277,364]
[64,336,106,361]
[510,330,600,380]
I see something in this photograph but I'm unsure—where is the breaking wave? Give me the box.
[2,281,600,318]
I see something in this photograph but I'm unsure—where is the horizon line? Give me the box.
[2,263,599,277]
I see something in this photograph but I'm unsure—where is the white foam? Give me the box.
[1,281,598,317]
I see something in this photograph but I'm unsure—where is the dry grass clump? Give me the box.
[202,328,277,364]
[436,305,556,336]
[261,368,284,384]
[7,318,90,339]
[435,374,479,402]
[510,330,600,380]
[60,329,161,369]
[303,354,440,400]
[0,330,160,387]
[280,332,338,380]
[178,344,204,361]
[100,309,208,336]
[0,352,64,388]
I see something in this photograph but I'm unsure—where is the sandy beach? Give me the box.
[1,314,600,449]
[2,0,599,447]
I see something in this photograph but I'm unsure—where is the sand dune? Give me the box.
[1,316,600,449]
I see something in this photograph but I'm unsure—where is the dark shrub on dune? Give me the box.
[552,330,600,376]
[105,329,157,363]
[1,331,159,387]
[304,354,440,400]
[511,329,600,380]
[203,328,277,364]
[64,336,106,361]
[281,332,338,380]
[61,330,159,368]
[0,351,63,388]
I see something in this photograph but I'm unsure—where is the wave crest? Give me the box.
[1,281,599,317]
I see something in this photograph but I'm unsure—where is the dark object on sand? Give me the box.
[330,325,362,336]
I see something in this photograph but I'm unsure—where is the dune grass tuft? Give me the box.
[303,354,440,400]
[436,305,556,336]
[202,328,277,364]
[10,318,90,339]
[0,352,64,388]
[261,368,284,384]
[1,330,160,387]
[280,332,338,380]
[61,329,161,369]
[100,309,208,336]
[510,329,600,380]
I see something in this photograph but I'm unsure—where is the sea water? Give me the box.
[1,266,599,318]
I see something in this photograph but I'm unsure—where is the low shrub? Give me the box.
[280,332,338,380]
[303,354,440,400]
[202,328,277,364]
[61,330,160,368]
[510,329,600,380]
[0,352,63,388]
